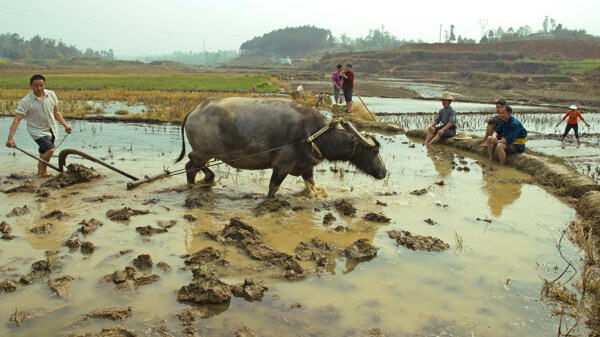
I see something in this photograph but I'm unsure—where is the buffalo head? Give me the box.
[341,121,387,180]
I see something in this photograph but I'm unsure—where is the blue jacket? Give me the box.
[494,116,527,152]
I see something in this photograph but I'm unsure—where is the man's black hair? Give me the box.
[30,74,46,84]
[503,105,513,113]
[336,64,342,69]
[495,99,506,106]
[346,64,352,68]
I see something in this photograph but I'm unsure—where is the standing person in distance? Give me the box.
[556,104,590,146]
[340,64,354,113]
[332,64,344,106]
[5,74,72,177]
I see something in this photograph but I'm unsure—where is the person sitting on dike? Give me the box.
[424,93,457,146]
[485,105,527,165]
[478,99,506,147]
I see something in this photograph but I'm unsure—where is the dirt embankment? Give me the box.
[406,130,600,230]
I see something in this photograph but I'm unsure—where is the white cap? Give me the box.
[570,104,577,110]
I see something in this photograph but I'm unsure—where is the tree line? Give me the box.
[0,33,114,60]
[140,50,239,65]
[459,16,598,44]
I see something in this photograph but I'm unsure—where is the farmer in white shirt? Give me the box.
[6,74,72,177]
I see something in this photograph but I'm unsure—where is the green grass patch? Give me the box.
[0,74,279,92]
[516,58,600,75]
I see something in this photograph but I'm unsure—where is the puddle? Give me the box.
[0,116,583,336]
[86,101,147,116]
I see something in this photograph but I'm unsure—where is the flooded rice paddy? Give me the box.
[0,114,584,336]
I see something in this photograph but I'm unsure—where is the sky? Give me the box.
[1,0,600,57]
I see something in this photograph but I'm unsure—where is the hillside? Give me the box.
[309,40,600,75]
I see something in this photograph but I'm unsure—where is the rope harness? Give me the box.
[166,119,340,178]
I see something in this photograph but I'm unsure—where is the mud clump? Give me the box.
[48,275,74,298]
[323,212,336,226]
[175,308,198,336]
[184,189,212,209]
[20,259,62,285]
[230,278,269,301]
[335,199,356,216]
[132,254,153,269]
[205,218,303,278]
[106,207,150,222]
[410,188,428,196]
[7,205,30,217]
[101,266,160,290]
[183,214,197,222]
[81,195,120,203]
[40,164,103,189]
[157,220,177,229]
[80,241,95,254]
[424,218,437,225]
[85,307,133,321]
[363,212,391,223]
[80,218,103,235]
[30,223,54,234]
[135,225,167,236]
[387,230,450,252]
[41,210,70,220]
[4,181,38,193]
[253,198,290,215]
[295,238,338,273]
[344,239,378,262]
[177,269,232,304]
[96,326,137,337]
[1,279,20,294]
[1,221,12,234]
[184,247,221,265]
[236,326,258,337]
[65,231,81,250]
[1,221,15,240]
[156,262,171,273]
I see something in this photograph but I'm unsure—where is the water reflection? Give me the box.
[427,147,456,177]
[482,173,523,217]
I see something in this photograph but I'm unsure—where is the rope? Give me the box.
[168,123,335,177]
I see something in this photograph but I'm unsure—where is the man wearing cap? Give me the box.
[478,99,506,147]
[556,104,589,146]
[332,64,343,106]
[486,105,527,165]
[6,74,72,177]
[424,93,457,146]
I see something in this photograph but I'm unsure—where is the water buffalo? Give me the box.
[175,97,387,197]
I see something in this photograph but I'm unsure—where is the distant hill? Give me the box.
[309,40,600,75]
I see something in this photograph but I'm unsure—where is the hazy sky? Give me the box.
[2,0,599,57]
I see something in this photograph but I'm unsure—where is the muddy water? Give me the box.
[0,117,580,336]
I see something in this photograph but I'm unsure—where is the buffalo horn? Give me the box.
[341,121,376,147]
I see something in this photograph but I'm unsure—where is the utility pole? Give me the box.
[203,38,206,53]
[439,24,442,43]
[381,24,385,50]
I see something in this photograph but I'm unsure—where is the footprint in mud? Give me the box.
[253,198,290,215]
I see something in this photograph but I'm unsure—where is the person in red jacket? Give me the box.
[556,104,590,145]
[340,64,354,113]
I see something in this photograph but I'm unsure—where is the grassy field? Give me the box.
[515,58,600,75]
[0,73,279,92]
[0,69,291,121]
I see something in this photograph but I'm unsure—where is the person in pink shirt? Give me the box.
[332,64,343,105]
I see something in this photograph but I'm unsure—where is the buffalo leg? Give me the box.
[301,168,316,187]
[185,160,200,184]
[268,169,288,198]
